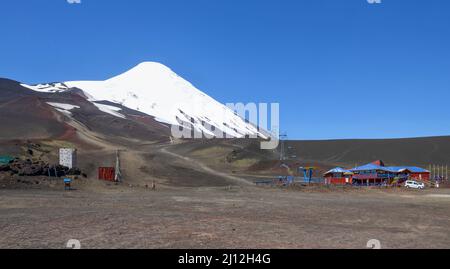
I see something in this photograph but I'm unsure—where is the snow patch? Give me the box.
[46,102,80,110]
[55,108,73,116]
[46,102,80,116]
[93,103,126,119]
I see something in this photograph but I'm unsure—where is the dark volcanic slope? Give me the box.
[0,78,170,143]
[0,79,68,139]
[0,96,69,140]
[1,78,449,169]
[168,136,450,176]
[0,78,40,102]
[287,137,450,167]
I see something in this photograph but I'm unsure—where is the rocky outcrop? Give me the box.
[1,158,82,177]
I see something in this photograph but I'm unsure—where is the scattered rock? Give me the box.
[0,165,10,172]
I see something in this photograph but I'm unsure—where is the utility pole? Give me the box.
[115,150,122,182]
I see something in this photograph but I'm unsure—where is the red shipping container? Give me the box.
[98,167,115,181]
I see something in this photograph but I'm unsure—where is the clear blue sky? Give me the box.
[1,0,449,140]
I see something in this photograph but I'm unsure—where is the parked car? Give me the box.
[405,180,425,190]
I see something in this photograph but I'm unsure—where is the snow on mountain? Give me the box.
[23,62,266,139]
[92,103,126,119]
[22,83,70,93]
[46,102,80,116]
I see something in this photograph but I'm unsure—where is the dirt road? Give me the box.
[159,147,253,186]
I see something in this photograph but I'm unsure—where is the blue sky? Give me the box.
[1,0,450,140]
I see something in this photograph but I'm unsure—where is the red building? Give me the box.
[324,167,353,185]
[398,168,430,181]
[324,161,430,186]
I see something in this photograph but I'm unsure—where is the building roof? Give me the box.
[324,167,353,175]
[351,162,430,173]
[351,163,393,172]
[388,166,430,173]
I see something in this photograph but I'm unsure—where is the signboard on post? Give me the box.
[59,148,77,169]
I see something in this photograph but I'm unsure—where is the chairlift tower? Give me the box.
[279,132,288,161]
[115,150,122,182]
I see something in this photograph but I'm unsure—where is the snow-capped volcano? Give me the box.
[21,62,265,139]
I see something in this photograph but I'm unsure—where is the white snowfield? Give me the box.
[25,62,266,138]
[46,102,80,116]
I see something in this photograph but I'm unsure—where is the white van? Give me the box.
[405,180,425,190]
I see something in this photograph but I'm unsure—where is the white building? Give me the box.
[59,148,77,169]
